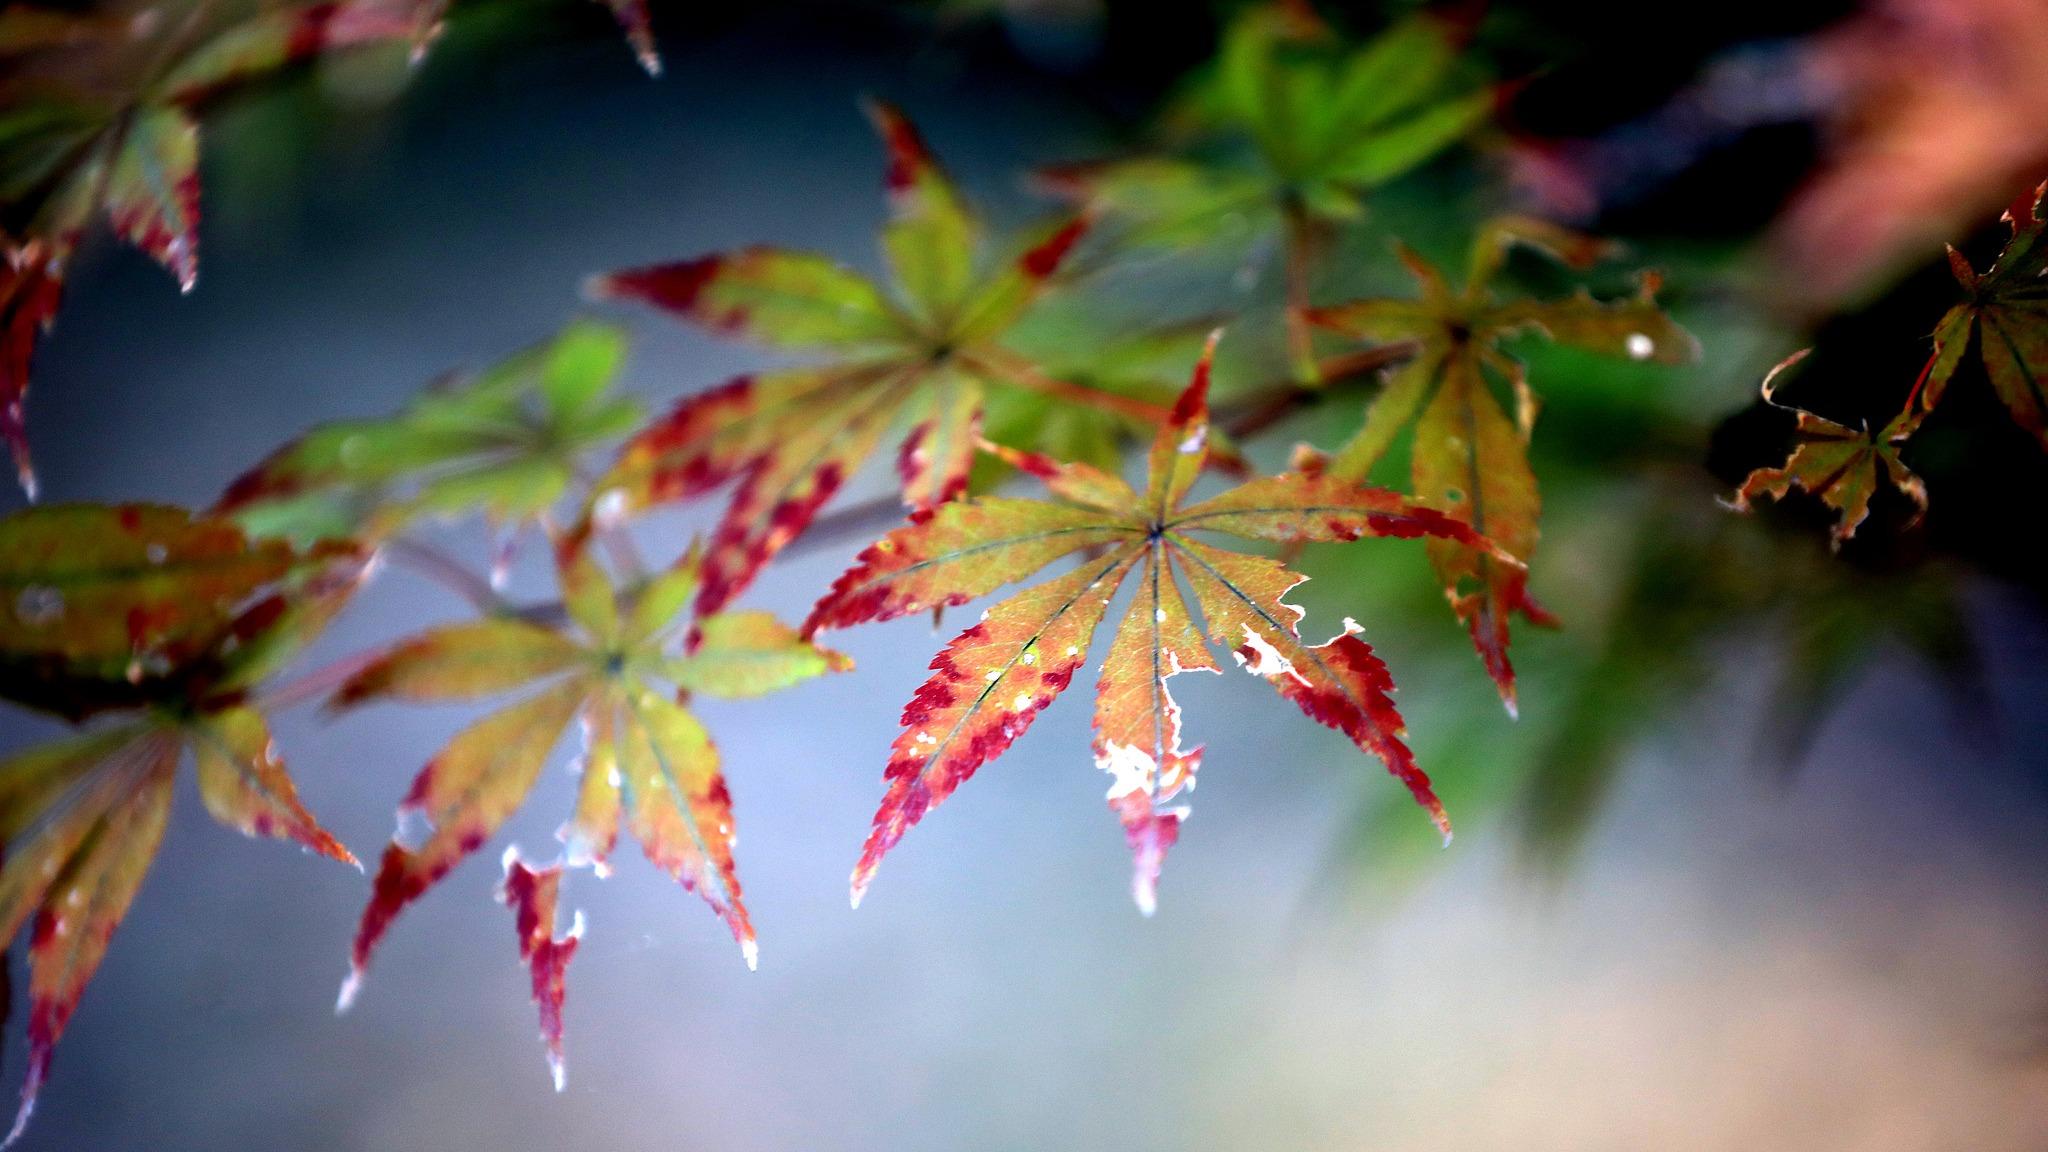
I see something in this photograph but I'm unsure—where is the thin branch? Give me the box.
[965,349,1176,426]
[258,647,383,712]
[495,495,915,631]
[1219,341,1422,441]
[383,537,506,613]
[1280,197,1323,386]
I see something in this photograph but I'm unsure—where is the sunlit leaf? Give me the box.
[332,542,846,1079]
[808,337,1504,911]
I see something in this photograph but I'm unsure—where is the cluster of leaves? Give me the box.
[1042,2,1497,379]
[0,0,660,502]
[0,504,365,1141]
[0,3,1729,1145]
[1302,218,1695,708]
[330,540,847,1081]
[0,313,843,1131]
[586,100,1117,616]
[1734,181,2048,545]
[218,320,642,551]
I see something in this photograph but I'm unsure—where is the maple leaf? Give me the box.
[1040,3,1495,378]
[0,503,363,721]
[329,538,847,1083]
[1901,181,2048,451]
[1306,217,1698,712]
[1046,4,1492,243]
[1730,348,1927,548]
[587,101,1122,616]
[805,335,1511,914]
[217,321,642,548]
[0,1,414,495]
[0,502,364,1145]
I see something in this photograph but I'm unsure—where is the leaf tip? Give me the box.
[335,966,364,1015]
[2,1043,47,1151]
[3,1084,37,1151]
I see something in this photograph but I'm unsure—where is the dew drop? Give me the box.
[393,807,436,852]
[13,585,62,627]
[593,489,630,525]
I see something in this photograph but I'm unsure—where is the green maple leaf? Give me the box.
[804,336,1512,913]
[328,538,847,1085]
[585,101,1122,617]
[217,321,642,546]
[1042,5,1494,259]
[1307,217,1698,710]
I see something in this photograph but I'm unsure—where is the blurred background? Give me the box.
[4,1,2048,1148]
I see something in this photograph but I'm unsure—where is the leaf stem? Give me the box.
[257,647,384,712]
[383,537,506,613]
[966,349,1176,426]
[1218,341,1421,440]
[1280,197,1322,386]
